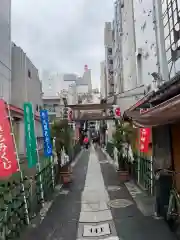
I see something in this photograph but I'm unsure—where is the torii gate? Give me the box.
[67,103,120,121]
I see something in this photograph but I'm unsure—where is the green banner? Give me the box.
[24,102,37,168]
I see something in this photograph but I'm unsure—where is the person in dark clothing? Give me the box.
[83,136,89,149]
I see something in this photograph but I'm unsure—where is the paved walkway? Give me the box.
[22,147,176,240]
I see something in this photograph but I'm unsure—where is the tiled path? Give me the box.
[22,147,176,240]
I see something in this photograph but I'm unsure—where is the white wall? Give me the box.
[77,85,88,95]
[121,0,137,91]
[133,0,158,88]
[0,0,11,102]
[68,83,77,105]
[82,69,92,92]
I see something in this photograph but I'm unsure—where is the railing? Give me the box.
[0,142,81,239]
[133,153,154,195]
[105,143,154,196]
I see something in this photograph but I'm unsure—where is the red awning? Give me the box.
[126,93,180,127]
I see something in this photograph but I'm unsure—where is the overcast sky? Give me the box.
[11,0,114,89]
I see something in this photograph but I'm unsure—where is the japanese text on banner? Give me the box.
[24,102,38,168]
[40,110,52,157]
[0,100,18,177]
[139,128,150,153]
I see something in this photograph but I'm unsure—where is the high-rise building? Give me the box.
[0,0,11,102]
[113,0,123,94]
[100,61,107,99]
[114,0,160,114]
[104,22,114,96]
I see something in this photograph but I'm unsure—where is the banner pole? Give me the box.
[35,135,45,207]
[6,103,30,225]
[50,155,55,189]
[40,110,54,191]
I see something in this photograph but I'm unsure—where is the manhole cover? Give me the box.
[108,199,133,208]
[107,186,121,191]
[83,223,111,237]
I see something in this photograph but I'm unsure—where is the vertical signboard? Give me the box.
[139,128,150,153]
[0,100,18,177]
[24,102,37,168]
[40,110,52,157]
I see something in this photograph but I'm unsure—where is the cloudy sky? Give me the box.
[11,0,114,89]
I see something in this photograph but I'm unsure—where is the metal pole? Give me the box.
[35,134,45,207]
[6,103,30,225]
[50,155,55,189]
[138,129,140,183]
[150,156,153,195]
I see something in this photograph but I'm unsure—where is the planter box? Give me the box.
[118,170,129,183]
[61,173,72,184]
[60,165,73,184]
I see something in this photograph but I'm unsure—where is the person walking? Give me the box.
[83,136,89,149]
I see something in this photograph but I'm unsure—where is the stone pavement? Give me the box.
[22,146,176,240]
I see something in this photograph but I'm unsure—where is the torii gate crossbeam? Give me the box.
[72,115,115,121]
[67,103,112,111]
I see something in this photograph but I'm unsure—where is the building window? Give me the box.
[108,48,112,55]
[28,70,31,78]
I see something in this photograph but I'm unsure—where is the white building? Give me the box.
[113,0,123,94]
[104,22,114,97]
[43,95,64,122]
[67,83,77,105]
[82,68,92,93]
[11,43,43,112]
[42,68,92,104]
[0,0,11,102]
[114,0,160,114]
[100,61,107,99]
[11,43,43,154]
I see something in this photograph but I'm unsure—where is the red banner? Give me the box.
[0,100,18,178]
[139,128,150,153]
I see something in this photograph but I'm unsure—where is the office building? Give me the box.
[0,0,11,102]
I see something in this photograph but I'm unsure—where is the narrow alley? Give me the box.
[22,147,176,240]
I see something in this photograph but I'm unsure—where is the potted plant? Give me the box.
[113,121,132,182]
[51,119,72,183]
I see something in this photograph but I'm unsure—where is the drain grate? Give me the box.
[83,223,111,237]
[108,199,133,208]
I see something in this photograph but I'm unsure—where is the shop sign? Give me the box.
[140,128,150,153]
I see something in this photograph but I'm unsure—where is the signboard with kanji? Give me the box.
[0,100,18,177]
[139,128,150,153]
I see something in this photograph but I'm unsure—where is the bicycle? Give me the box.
[160,169,180,230]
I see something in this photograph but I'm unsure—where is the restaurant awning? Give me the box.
[125,93,180,127]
